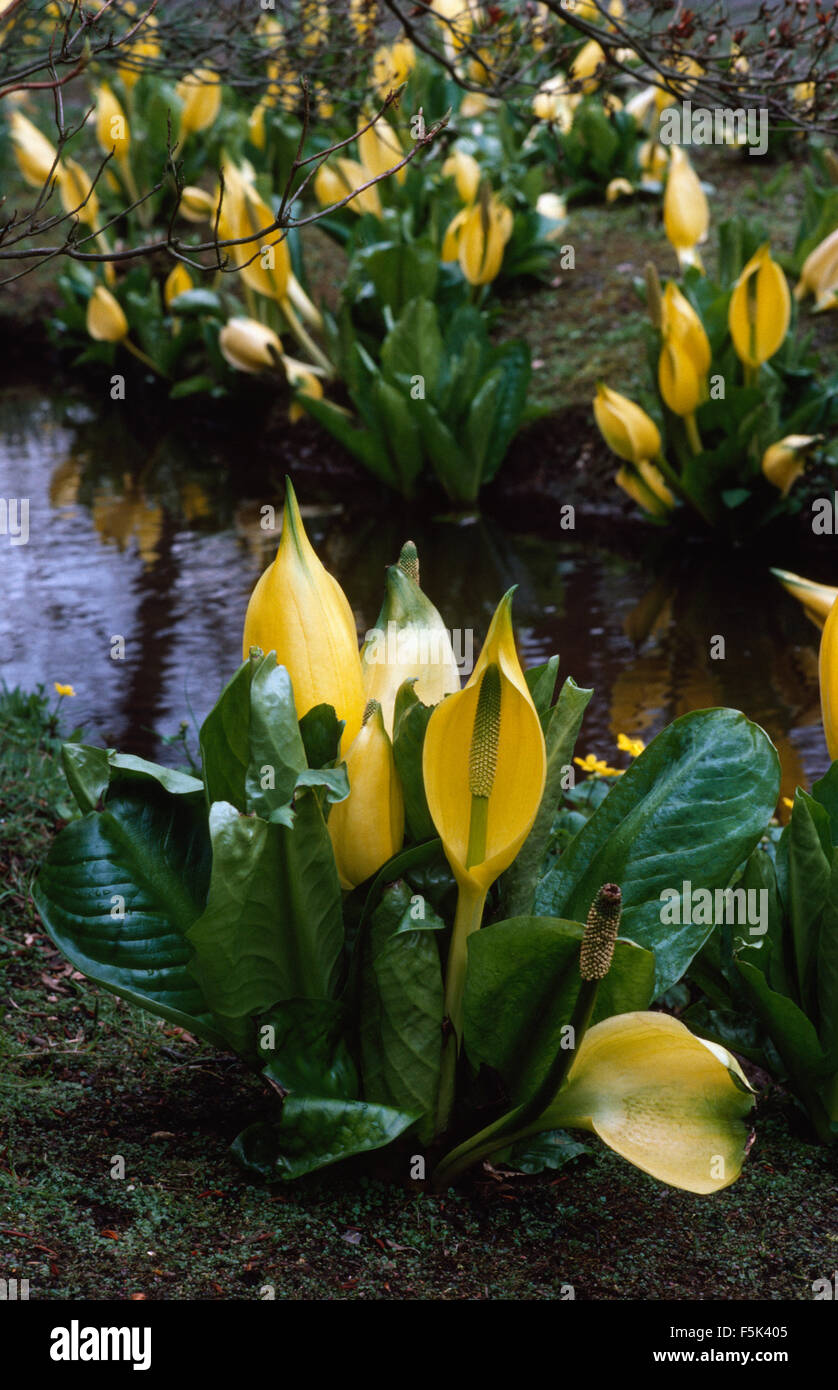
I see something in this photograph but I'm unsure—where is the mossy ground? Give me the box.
[1,690,837,1302]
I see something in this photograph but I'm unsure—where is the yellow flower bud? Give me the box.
[606,177,635,202]
[95,83,130,161]
[593,383,661,464]
[327,700,404,890]
[361,550,460,735]
[761,435,820,496]
[86,285,128,343]
[658,333,704,416]
[819,592,838,761]
[371,39,414,97]
[443,194,513,286]
[663,146,708,268]
[10,111,59,187]
[59,159,99,225]
[313,158,382,218]
[728,243,791,369]
[442,149,481,205]
[242,480,366,748]
[164,263,193,308]
[661,282,711,374]
[219,317,282,374]
[795,227,838,312]
[177,68,222,137]
[179,186,217,222]
[357,113,405,185]
[571,40,606,95]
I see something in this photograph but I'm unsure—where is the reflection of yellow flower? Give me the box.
[54,683,76,697]
[617,732,645,757]
[574,754,622,776]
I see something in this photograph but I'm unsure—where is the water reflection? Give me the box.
[0,386,828,797]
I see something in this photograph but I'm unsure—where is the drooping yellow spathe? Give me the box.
[371,38,415,97]
[86,286,128,343]
[772,568,837,630]
[423,590,546,897]
[593,383,661,464]
[242,480,365,748]
[795,227,838,313]
[663,146,708,269]
[177,68,222,137]
[164,263,193,309]
[819,593,838,761]
[762,434,820,497]
[442,148,481,205]
[658,333,704,417]
[357,113,406,185]
[10,111,60,187]
[219,317,282,374]
[442,194,513,286]
[538,1012,754,1194]
[94,83,130,163]
[661,282,711,375]
[571,40,606,94]
[728,244,791,369]
[327,701,404,891]
[361,556,460,735]
[313,158,383,219]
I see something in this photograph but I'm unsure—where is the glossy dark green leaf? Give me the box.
[299,703,343,769]
[524,656,560,724]
[232,1097,416,1180]
[785,788,831,1016]
[257,998,358,1100]
[186,794,344,1053]
[33,785,220,1043]
[200,658,254,811]
[359,881,444,1140]
[535,709,781,996]
[463,916,655,1104]
[244,659,307,824]
[62,743,203,814]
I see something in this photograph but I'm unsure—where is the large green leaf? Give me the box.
[784,789,831,1017]
[186,795,344,1052]
[817,852,838,1061]
[200,658,255,811]
[380,297,442,398]
[33,783,220,1043]
[535,709,781,996]
[463,916,655,1104]
[736,958,834,1137]
[244,659,307,825]
[257,998,358,1100]
[502,677,593,918]
[358,881,444,1140]
[480,341,532,482]
[62,743,203,814]
[231,1097,417,1180]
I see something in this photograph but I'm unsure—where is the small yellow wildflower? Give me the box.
[574,754,622,777]
[54,682,76,697]
[782,796,794,810]
[617,732,645,758]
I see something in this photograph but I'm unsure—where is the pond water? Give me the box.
[0,382,829,808]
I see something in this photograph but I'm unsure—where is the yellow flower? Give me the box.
[283,354,325,423]
[219,317,282,374]
[179,186,217,222]
[248,102,267,151]
[614,464,673,520]
[94,83,130,162]
[59,159,99,226]
[313,158,382,219]
[10,111,59,187]
[442,149,481,205]
[819,593,838,761]
[605,177,635,202]
[771,567,838,630]
[371,38,414,96]
[617,732,645,757]
[728,244,791,369]
[361,547,460,735]
[593,383,662,464]
[794,227,838,313]
[571,39,606,95]
[177,68,222,137]
[54,683,76,697]
[349,0,378,42]
[423,591,546,900]
[658,333,704,416]
[357,113,405,185]
[242,480,365,749]
[663,146,708,269]
[782,796,795,810]
[163,263,193,308]
[86,286,128,343]
[218,170,291,302]
[661,282,711,374]
[532,79,577,130]
[540,1012,754,1194]
[761,434,820,497]
[574,754,621,776]
[442,194,513,286]
[327,700,404,891]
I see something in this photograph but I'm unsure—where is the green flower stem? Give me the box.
[280,296,334,376]
[124,338,165,376]
[685,412,702,455]
[654,451,713,528]
[744,363,757,389]
[435,880,487,1137]
[433,976,601,1189]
